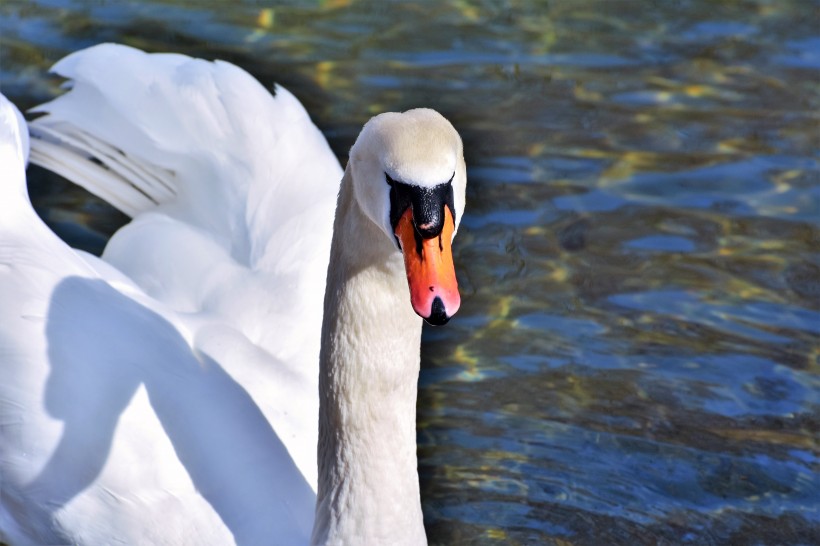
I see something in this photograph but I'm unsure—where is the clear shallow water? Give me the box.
[1,1,818,544]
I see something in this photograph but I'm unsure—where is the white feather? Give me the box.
[0,43,466,546]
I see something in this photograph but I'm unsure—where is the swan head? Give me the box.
[349,108,466,326]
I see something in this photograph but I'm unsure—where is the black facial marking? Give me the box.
[387,172,455,244]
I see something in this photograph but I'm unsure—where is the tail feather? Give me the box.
[33,122,176,199]
[29,122,174,217]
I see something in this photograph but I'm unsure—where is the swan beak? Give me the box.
[394,206,461,325]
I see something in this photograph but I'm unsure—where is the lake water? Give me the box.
[1,1,818,544]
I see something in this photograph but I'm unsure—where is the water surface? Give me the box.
[1,1,818,544]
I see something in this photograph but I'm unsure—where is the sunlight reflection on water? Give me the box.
[2,0,819,544]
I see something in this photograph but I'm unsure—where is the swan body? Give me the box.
[0,44,466,545]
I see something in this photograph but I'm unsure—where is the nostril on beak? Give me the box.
[424,296,450,326]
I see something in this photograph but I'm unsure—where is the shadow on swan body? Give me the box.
[0,44,466,545]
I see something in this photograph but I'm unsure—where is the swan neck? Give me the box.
[313,166,426,545]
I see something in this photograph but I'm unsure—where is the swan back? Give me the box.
[2,43,348,544]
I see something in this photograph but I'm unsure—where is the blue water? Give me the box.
[2,0,819,544]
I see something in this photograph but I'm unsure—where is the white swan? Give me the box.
[0,44,466,545]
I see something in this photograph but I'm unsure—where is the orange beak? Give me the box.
[394,206,460,325]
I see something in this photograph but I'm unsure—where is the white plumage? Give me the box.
[0,43,466,545]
